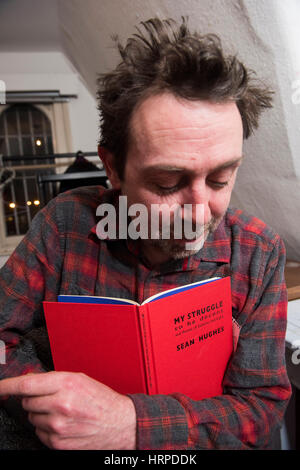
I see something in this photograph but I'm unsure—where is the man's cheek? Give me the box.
[211,195,231,219]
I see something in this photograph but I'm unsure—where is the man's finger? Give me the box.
[22,394,57,413]
[0,372,60,397]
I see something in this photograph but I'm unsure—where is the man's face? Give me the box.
[104,93,243,265]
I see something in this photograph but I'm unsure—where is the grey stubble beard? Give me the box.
[143,215,223,260]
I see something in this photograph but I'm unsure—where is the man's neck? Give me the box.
[138,241,172,268]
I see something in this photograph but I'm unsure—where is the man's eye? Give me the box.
[208,181,229,189]
[155,184,179,194]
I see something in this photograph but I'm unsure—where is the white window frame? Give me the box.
[0,101,73,255]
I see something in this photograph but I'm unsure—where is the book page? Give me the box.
[142,277,220,304]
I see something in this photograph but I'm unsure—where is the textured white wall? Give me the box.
[56,0,300,259]
[230,0,300,260]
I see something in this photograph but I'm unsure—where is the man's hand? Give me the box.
[0,371,137,450]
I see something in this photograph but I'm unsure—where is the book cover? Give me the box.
[43,276,233,400]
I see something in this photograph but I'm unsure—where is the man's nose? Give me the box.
[180,182,211,225]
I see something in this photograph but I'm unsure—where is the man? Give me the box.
[0,18,291,450]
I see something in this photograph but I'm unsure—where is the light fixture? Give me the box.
[35,139,42,147]
[33,200,40,206]
[27,201,32,206]
[9,202,16,209]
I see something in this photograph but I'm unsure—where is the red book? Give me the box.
[43,276,233,400]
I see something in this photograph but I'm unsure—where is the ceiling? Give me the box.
[0,0,273,97]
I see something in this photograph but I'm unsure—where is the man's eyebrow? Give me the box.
[142,165,184,175]
[209,156,244,173]
[142,156,244,176]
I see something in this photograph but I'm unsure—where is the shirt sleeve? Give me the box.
[129,236,292,450]
[0,199,63,380]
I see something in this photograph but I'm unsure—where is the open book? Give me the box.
[43,276,233,400]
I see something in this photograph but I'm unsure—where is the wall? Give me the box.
[230,0,300,261]
[0,50,99,153]
[56,0,300,260]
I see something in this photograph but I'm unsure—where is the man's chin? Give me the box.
[141,216,223,262]
[149,233,206,260]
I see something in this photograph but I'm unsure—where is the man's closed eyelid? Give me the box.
[208,180,229,188]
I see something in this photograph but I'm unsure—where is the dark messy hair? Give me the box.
[97,17,273,178]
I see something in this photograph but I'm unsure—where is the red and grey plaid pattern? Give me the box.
[0,186,291,449]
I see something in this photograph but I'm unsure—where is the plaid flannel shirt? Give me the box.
[0,186,291,449]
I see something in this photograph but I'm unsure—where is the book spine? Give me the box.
[138,304,157,395]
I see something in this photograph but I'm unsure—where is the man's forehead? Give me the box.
[129,93,243,147]
[126,93,243,175]
[131,93,241,127]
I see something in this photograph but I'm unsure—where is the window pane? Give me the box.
[5,214,17,236]
[47,136,53,153]
[22,136,33,156]
[3,182,12,207]
[13,178,29,234]
[3,184,17,236]
[0,137,7,154]
[8,137,20,156]
[6,109,18,135]
[32,109,44,135]
[13,178,25,206]
[0,114,5,135]
[27,176,38,200]
[25,180,36,209]
[19,106,31,135]
[27,176,40,219]
[17,211,29,234]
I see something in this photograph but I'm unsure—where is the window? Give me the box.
[0,101,72,254]
[0,104,55,237]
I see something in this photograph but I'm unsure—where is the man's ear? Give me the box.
[98,145,121,189]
